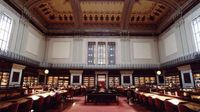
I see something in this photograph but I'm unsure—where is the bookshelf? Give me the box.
[23,76,38,87]
[83,76,95,88]
[47,76,69,87]
[108,76,120,88]
[47,76,58,86]
[0,72,10,88]
[165,75,180,87]
[58,76,69,86]
[134,77,156,86]
[193,74,200,88]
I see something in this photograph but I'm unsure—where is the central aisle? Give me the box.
[63,97,151,112]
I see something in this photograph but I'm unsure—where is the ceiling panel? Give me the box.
[5,0,199,36]
[80,0,124,27]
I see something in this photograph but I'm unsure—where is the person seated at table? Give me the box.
[99,87,106,93]
[127,89,134,105]
[98,83,106,93]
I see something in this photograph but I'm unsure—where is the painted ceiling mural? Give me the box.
[5,0,199,36]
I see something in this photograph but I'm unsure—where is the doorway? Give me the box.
[97,74,106,89]
[95,71,108,88]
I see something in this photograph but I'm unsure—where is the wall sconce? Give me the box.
[44,69,49,75]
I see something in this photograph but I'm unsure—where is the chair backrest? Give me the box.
[0,103,19,112]
[44,95,51,106]
[155,98,164,111]
[127,90,132,98]
[36,96,44,112]
[7,103,19,112]
[70,90,75,96]
[142,95,148,104]
[138,94,143,103]
[55,93,62,104]
[164,100,178,112]
[148,97,153,106]
[178,104,196,112]
[17,99,33,112]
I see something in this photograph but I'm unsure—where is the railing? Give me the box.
[1,49,200,69]
[160,52,200,68]
[40,63,160,69]
[0,49,40,66]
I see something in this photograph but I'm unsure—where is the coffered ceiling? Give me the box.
[4,0,200,36]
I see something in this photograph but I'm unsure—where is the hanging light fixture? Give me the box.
[44,69,49,74]
[156,70,162,75]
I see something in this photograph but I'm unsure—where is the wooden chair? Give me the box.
[7,103,19,112]
[178,104,196,112]
[164,100,178,112]
[138,94,143,103]
[32,96,44,112]
[0,103,19,112]
[155,98,165,112]
[66,90,74,102]
[126,90,133,104]
[17,99,33,112]
[142,95,148,105]
[43,95,51,110]
[148,96,156,110]
[134,93,140,102]
[50,93,62,109]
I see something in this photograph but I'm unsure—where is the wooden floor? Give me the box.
[47,96,151,112]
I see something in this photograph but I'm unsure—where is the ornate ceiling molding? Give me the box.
[3,0,199,36]
[121,0,134,29]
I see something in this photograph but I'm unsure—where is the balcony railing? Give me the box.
[1,49,200,69]
[40,63,160,69]
[0,49,40,66]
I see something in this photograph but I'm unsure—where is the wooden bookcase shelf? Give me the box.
[23,76,38,87]
[83,76,95,88]
[165,75,180,87]
[193,74,200,88]
[108,76,120,88]
[0,72,10,88]
[134,77,156,86]
[47,76,69,87]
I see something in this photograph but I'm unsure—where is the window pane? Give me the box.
[97,42,106,64]
[108,42,115,65]
[0,13,12,51]
[0,30,4,40]
[88,42,95,65]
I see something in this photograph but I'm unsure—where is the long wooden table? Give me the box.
[179,102,200,112]
[85,92,119,104]
[0,102,13,110]
[0,90,68,111]
[137,92,200,112]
